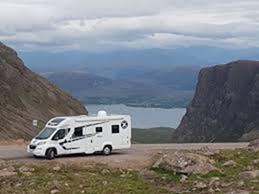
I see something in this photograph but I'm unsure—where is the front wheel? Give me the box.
[46,148,56,160]
[102,146,112,156]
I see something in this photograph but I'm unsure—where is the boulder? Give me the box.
[19,166,34,173]
[223,160,237,167]
[194,146,220,157]
[209,177,220,186]
[153,151,217,175]
[0,167,17,177]
[50,189,59,194]
[18,166,34,176]
[239,170,259,179]
[237,181,245,187]
[52,166,61,171]
[253,159,259,165]
[101,169,110,175]
[194,182,207,189]
[180,175,188,183]
[248,139,259,151]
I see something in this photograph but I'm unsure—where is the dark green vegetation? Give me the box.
[44,66,199,108]
[132,128,174,144]
[239,130,259,142]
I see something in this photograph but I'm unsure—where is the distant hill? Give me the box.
[172,60,259,142]
[117,66,200,91]
[0,42,87,140]
[132,128,174,144]
[43,67,198,108]
[21,46,259,74]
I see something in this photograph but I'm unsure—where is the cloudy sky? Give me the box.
[0,0,259,52]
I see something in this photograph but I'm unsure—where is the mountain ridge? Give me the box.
[0,42,87,140]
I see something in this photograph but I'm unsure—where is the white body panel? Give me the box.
[27,112,131,157]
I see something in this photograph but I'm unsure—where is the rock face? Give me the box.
[0,42,87,140]
[153,151,217,175]
[248,139,259,151]
[172,60,259,142]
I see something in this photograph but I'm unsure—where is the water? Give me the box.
[86,104,186,129]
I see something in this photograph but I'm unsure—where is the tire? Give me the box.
[46,148,56,160]
[102,146,112,156]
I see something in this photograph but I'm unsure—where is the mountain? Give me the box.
[44,70,196,108]
[42,71,112,93]
[172,60,259,142]
[0,42,87,140]
[118,66,200,91]
[20,47,259,75]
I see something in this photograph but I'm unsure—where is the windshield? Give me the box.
[35,127,56,140]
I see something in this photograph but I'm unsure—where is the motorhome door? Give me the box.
[84,126,95,153]
[65,127,86,154]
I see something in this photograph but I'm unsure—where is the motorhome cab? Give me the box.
[27,111,131,160]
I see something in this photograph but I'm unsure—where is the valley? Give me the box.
[2,1,259,193]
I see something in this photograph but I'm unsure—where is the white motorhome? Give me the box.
[27,111,131,160]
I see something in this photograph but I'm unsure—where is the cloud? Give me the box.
[0,0,259,52]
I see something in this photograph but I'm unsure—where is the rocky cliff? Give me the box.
[172,60,259,142]
[0,42,87,140]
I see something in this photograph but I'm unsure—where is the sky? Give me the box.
[0,0,259,53]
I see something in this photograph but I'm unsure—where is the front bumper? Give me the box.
[27,145,47,157]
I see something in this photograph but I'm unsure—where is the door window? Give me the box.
[112,125,120,134]
[52,129,66,140]
[73,127,84,138]
[96,127,103,133]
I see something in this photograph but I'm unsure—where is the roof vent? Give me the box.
[97,110,107,117]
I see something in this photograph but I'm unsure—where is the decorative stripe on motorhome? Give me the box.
[59,121,110,150]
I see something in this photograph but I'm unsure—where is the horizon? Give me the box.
[1,0,259,70]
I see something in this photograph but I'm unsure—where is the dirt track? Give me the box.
[0,143,249,170]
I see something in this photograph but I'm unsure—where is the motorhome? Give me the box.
[27,111,131,160]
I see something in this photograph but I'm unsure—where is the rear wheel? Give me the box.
[102,146,112,156]
[46,148,56,160]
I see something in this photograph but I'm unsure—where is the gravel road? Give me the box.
[0,143,249,170]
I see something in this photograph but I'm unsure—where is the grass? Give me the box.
[152,168,181,183]
[0,165,169,194]
[150,149,259,193]
[2,149,259,194]
[191,149,259,183]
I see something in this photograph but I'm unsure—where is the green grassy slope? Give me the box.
[132,128,174,144]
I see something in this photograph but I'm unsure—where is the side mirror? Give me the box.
[53,136,59,141]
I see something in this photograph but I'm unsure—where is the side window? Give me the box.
[52,129,66,140]
[96,127,103,133]
[73,127,83,138]
[112,125,120,134]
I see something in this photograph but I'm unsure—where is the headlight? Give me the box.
[37,142,46,146]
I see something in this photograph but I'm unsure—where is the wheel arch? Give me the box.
[45,147,57,156]
[102,142,113,150]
